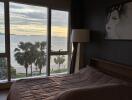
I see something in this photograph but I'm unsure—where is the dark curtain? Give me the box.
[70,42,78,74]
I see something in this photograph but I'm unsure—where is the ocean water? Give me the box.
[0,35,68,73]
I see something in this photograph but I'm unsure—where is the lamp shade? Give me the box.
[71,29,90,42]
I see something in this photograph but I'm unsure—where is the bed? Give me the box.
[7,58,132,100]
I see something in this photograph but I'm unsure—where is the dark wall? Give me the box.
[83,0,132,66]
[71,0,132,66]
[71,0,84,28]
[11,0,71,10]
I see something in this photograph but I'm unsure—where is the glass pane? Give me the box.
[0,2,5,53]
[51,10,69,52]
[0,58,7,82]
[50,55,68,75]
[10,2,47,79]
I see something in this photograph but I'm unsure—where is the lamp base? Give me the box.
[74,43,86,73]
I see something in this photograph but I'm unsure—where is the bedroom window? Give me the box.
[0,1,70,82]
[51,10,69,52]
[50,55,68,75]
[10,2,47,79]
[50,10,70,75]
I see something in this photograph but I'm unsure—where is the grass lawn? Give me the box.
[15,68,68,78]
[51,68,68,74]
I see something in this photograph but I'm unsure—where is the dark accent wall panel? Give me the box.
[11,0,71,10]
[83,0,132,66]
[71,0,84,28]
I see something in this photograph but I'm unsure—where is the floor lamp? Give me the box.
[71,29,90,73]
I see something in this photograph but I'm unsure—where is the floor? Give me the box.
[0,90,8,100]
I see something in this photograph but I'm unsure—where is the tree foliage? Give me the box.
[54,55,65,70]
[34,42,46,74]
[14,41,47,76]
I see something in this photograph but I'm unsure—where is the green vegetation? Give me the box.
[0,58,16,80]
[14,41,47,77]
[15,72,47,78]
[13,41,67,78]
[34,42,46,75]
[51,67,67,74]
[0,58,7,80]
[0,41,67,80]
[11,67,16,78]
[15,73,26,78]
[54,55,65,71]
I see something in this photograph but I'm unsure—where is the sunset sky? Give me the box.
[0,2,69,37]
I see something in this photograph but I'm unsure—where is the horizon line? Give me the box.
[0,34,67,38]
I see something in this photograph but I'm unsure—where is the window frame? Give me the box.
[0,1,10,82]
[0,0,71,83]
[48,9,71,76]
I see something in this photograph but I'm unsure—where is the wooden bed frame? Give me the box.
[90,58,132,82]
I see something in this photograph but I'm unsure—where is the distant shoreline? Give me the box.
[0,34,66,38]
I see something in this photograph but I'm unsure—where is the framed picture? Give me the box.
[105,1,132,39]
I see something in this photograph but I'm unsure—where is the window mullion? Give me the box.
[47,8,51,76]
[4,1,11,82]
[67,11,71,73]
[50,51,69,55]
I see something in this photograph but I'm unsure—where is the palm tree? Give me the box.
[27,43,38,76]
[14,49,29,77]
[14,42,33,77]
[35,51,46,74]
[34,41,46,74]
[54,55,65,71]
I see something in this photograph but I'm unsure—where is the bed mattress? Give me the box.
[7,66,127,100]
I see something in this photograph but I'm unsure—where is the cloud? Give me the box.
[52,10,69,26]
[10,3,47,25]
[10,24,47,35]
[10,3,24,9]
[0,2,69,37]
[0,2,4,13]
[19,12,47,21]
[10,13,47,25]
[0,3,4,33]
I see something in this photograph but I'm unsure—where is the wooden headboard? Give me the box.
[90,58,132,82]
